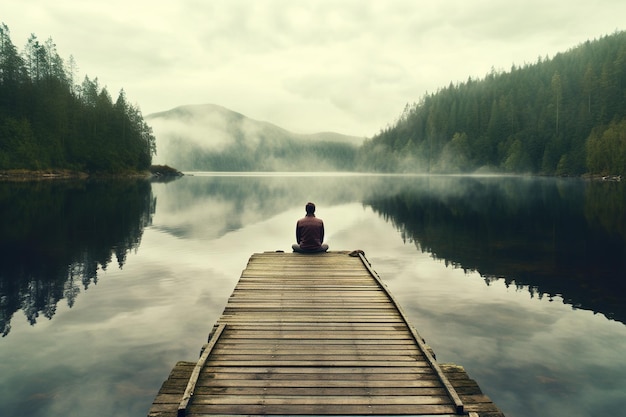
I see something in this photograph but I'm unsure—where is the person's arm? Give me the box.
[295,222,301,244]
[320,222,324,244]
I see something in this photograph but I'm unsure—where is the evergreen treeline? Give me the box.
[0,23,156,173]
[357,31,626,176]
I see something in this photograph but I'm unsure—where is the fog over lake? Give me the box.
[0,173,624,417]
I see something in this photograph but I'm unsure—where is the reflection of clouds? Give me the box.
[151,197,241,240]
[0,228,239,417]
[3,175,625,417]
[377,245,626,417]
[149,175,392,242]
[326,205,403,252]
[2,210,257,410]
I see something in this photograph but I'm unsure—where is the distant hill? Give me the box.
[146,104,363,171]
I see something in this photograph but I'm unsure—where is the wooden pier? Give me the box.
[148,251,503,416]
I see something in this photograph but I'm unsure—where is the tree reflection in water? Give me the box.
[1,174,624,338]
[0,180,155,337]
[364,176,626,324]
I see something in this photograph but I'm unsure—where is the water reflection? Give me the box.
[150,173,384,240]
[1,174,624,417]
[152,173,625,324]
[363,176,626,324]
[1,174,624,336]
[0,180,155,337]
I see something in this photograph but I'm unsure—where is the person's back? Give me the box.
[292,202,329,253]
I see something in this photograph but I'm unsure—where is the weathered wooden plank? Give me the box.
[211,347,422,355]
[191,395,454,406]
[201,365,433,374]
[229,297,388,302]
[221,315,403,322]
[147,361,195,417]
[204,360,428,367]
[232,285,380,289]
[221,331,414,339]
[151,393,185,405]
[193,378,444,389]
[200,370,436,380]
[193,386,448,396]
[177,324,225,417]
[186,403,459,415]
[213,339,413,346]
[222,303,399,309]
[207,354,425,362]
[224,322,410,327]
[221,309,402,315]
[228,296,390,301]
[218,318,406,324]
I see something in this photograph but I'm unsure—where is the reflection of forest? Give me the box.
[0,180,155,337]
[364,176,626,324]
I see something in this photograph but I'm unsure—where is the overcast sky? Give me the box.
[3,0,625,137]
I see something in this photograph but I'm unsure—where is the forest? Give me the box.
[2,22,625,176]
[0,23,156,173]
[356,31,626,176]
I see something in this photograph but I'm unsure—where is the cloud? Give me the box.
[2,0,625,136]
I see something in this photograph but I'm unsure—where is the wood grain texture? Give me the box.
[148,252,504,417]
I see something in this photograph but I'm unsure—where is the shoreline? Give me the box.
[0,168,621,182]
[0,169,90,181]
[0,165,184,182]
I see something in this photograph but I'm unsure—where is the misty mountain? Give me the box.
[146,104,363,171]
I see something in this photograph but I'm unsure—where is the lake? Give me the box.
[0,173,624,417]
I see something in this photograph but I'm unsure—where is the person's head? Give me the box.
[305,202,316,215]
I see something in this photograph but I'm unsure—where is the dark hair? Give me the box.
[305,202,316,214]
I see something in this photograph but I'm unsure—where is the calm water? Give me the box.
[0,173,624,417]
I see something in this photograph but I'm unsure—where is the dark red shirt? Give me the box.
[295,215,325,250]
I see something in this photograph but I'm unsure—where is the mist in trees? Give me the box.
[0,23,156,173]
[147,104,361,172]
[357,31,626,176]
